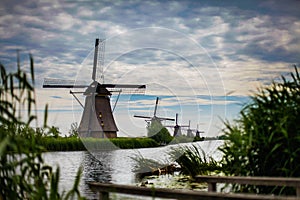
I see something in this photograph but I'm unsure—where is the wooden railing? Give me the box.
[88,175,300,200]
[195,175,300,197]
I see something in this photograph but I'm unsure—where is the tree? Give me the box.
[147,119,172,144]
[69,122,79,137]
[48,126,60,138]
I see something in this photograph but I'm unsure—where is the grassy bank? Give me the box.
[37,137,160,151]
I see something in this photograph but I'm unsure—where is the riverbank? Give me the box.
[35,135,205,151]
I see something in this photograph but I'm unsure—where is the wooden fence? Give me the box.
[88,176,300,200]
[195,175,300,196]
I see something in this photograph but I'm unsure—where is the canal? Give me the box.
[43,140,223,199]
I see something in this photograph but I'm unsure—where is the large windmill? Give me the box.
[43,38,146,138]
[134,97,174,131]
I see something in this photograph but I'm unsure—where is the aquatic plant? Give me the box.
[0,55,85,199]
[219,66,300,195]
[169,145,220,178]
[131,154,167,174]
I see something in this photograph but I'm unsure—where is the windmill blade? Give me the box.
[153,97,159,117]
[133,115,152,119]
[43,78,88,88]
[92,38,99,81]
[179,125,190,128]
[156,117,175,121]
[105,84,146,94]
[166,125,189,128]
[103,84,146,89]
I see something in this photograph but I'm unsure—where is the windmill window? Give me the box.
[101,121,104,127]
[99,112,102,118]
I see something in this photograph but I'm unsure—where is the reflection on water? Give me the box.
[43,140,223,199]
[83,151,113,183]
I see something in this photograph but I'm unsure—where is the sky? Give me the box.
[1,0,299,137]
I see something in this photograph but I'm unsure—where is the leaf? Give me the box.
[29,54,35,84]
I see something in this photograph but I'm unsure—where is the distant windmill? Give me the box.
[186,123,205,138]
[186,120,193,137]
[194,124,205,138]
[134,97,174,128]
[165,113,189,137]
[43,38,146,138]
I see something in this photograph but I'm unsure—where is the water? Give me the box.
[43,140,223,199]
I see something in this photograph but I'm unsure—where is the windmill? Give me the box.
[134,97,174,135]
[182,122,205,138]
[193,124,205,138]
[43,38,146,138]
[165,113,189,137]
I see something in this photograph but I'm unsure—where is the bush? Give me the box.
[219,66,300,195]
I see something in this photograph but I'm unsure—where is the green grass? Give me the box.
[36,137,159,151]
[38,137,85,151]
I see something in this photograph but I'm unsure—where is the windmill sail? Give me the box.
[134,97,174,137]
[43,78,88,88]
[43,78,145,94]
[134,97,174,121]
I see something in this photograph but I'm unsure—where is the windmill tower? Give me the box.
[134,97,174,136]
[186,120,193,137]
[43,38,146,138]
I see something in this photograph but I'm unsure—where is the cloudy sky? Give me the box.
[1,0,299,137]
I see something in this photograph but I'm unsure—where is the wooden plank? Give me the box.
[88,182,299,200]
[99,191,109,200]
[195,176,300,187]
[208,182,217,192]
[297,187,300,197]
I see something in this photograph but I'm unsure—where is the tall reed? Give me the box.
[169,145,220,178]
[0,55,85,199]
[219,66,300,195]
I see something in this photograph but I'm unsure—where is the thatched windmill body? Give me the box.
[43,39,146,138]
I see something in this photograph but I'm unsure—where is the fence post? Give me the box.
[296,186,300,198]
[99,191,109,200]
[208,182,217,192]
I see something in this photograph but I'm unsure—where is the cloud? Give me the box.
[1,0,299,136]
